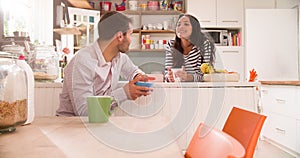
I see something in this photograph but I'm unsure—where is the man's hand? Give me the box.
[124,74,153,100]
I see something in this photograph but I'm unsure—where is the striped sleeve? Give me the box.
[164,40,174,81]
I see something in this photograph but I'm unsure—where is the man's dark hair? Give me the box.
[98,11,132,40]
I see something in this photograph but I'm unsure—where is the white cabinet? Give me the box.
[215,46,245,81]
[34,83,62,116]
[216,0,243,27]
[187,0,216,27]
[261,85,300,155]
[187,0,243,27]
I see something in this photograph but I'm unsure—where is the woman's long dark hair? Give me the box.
[171,14,215,68]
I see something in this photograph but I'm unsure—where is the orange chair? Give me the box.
[184,123,245,158]
[222,107,267,158]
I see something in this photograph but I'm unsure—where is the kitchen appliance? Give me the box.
[202,29,228,46]
[246,9,298,80]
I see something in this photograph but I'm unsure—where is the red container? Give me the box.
[116,5,125,11]
[100,1,112,11]
[147,1,159,10]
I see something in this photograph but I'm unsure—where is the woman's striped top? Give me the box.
[164,39,215,82]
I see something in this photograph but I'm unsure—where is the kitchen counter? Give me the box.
[0,116,184,158]
[35,81,260,88]
[260,80,300,86]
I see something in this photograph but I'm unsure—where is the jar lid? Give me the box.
[0,51,18,59]
[34,45,55,51]
[1,45,25,56]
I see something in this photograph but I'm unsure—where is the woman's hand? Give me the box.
[166,67,175,82]
[174,66,194,82]
[124,74,153,100]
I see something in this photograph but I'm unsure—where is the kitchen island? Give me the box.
[34,81,260,150]
[0,116,184,158]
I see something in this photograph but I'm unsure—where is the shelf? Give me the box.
[101,10,183,15]
[53,28,81,35]
[129,49,165,52]
[141,30,175,33]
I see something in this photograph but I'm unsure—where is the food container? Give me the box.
[173,0,183,11]
[33,45,59,81]
[140,3,147,10]
[0,51,28,133]
[100,1,112,11]
[1,45,35,125]
[128,0,138,10]
[147,1,158,10]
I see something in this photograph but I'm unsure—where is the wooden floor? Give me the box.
[254,140,296,158]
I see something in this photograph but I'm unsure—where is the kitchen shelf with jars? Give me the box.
[87,0,186,52]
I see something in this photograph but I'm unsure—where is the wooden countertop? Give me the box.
[0,116,184,158]
[260,81,300,86]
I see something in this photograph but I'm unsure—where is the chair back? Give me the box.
[185,123,245,158]
[222,107,267,158]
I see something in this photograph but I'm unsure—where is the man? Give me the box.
[56,11,151,116]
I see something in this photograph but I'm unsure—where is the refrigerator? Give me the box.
[245,9,299,81]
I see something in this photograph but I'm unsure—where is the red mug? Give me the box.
[100,1,112,11]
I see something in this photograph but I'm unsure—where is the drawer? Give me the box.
[261,86,297,116]
[263,112,297,151]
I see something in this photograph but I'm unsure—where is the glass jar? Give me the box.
[0,51,28,133]
[33,45,59,81]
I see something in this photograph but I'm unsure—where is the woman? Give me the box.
[164,13,216,82]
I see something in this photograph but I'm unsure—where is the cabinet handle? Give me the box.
[222,51,239,54]
[200,20,211,23]
[275,127,286,134]
[221,20,239,23]
[275,98,286,104]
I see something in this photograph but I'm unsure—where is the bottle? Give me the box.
[60,55,67,79]
[17,55,35,125]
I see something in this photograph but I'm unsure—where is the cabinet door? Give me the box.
[214,46,245,81]
[217,0,243,27]
[261,86,297,116]
[34,87,62,116]
[187,0,216,27]
[263,112,297,152]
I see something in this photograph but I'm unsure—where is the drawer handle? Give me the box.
[222,51,239,54]
[275,127,286,134]
[275,98,286,104]
[221,20,239,23]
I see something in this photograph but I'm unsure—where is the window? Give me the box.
[1,0,33,37]
[1,0,53,45]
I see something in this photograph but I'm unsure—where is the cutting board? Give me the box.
[203,73,240,82]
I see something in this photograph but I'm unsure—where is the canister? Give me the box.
[0,51,28,133]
